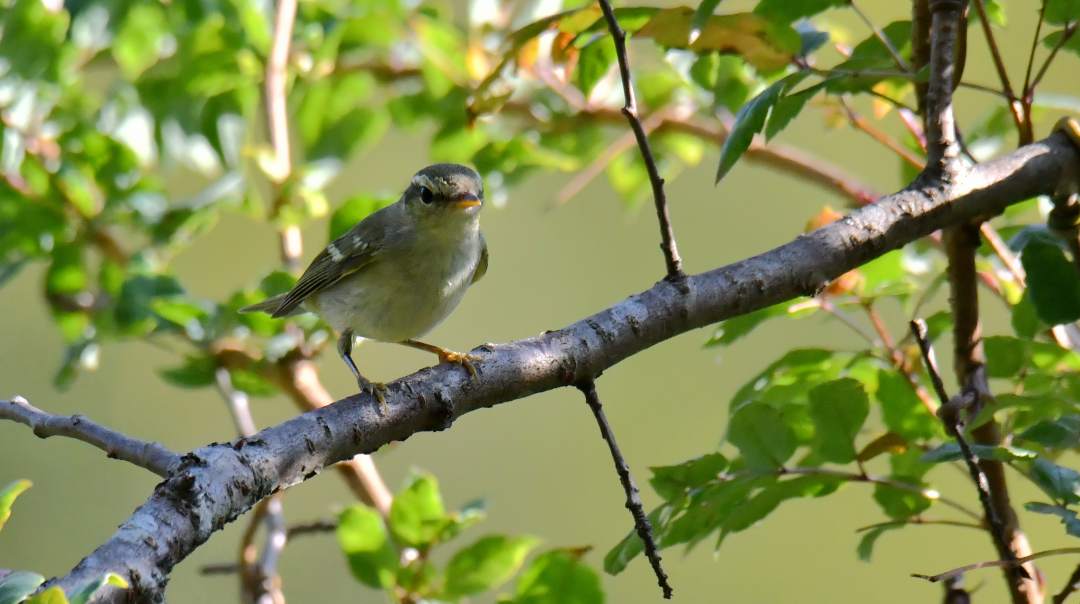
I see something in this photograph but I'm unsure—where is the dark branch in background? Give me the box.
[924,1,1039,601]
[596,0,684,281]
[943,576,972,604]
[910,321,1027,584]
[0,396,178,477]
[1050,190,1080,270]
[36,132,1080,602]
[971,0,1029,143]
[1054,563,1080,604]
[577,380,671,599]
[1029,23,1078,95]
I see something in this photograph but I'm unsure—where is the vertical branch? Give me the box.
[1053,564,1080,604]
[910,321,1038,603]
[577,379,672,599]
[971,0,1030,143]
[215,368,287,604]
[596,0,684,282]
[923,0,963,179]
[913,0,931,113]
[265,0,302,270]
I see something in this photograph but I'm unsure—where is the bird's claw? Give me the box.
[438,350,480,380]
[358,378,389,413]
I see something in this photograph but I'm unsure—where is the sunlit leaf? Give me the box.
[0,480,31,532]
[444,535,538,597]
[727,403,796,470]
[389,473,448,548]
[337,505,398,589]
[509,549,603,604]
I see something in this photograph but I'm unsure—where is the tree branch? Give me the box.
[44,132,1080,602]
[1054,563,1080,604]
[577,379,671,598]
[265,0,301,269]
[915,547,1080,584]
[596,0,683,280]
[0,396,179,477]
[924,0,964,179]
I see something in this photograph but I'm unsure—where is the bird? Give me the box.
[241,163,488,406]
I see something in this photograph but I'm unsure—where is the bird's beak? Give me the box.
[451,193,482,209]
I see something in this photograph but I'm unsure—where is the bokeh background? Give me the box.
[2,1,1078,602]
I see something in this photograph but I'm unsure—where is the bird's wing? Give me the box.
[471,233,488,284]
[270,209,393,318]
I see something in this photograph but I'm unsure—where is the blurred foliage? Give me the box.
[2,0,1080,599]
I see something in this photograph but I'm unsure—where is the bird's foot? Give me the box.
[437,349,480,380]
[358,378,389,413]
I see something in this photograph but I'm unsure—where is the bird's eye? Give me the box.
[419,186,434,204]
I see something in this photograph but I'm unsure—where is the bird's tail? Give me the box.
[239,294,287,315]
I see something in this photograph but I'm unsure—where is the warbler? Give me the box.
[242,163,488,404]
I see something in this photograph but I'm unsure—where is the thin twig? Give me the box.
[855,518,983,532]
[838,97,926,169]
[864,304,938,415]
[596,0,684,281]
[0,396,179,477]
[910,319,1033,597]
[1029,23,1078,95]
[914,548,1080,583]
[1054,563,1080,604]
[1021,3,1046,99]
[577,379,672,599]
[851,0,911,71]
[200,519,337,576]
[775,466,982,521]
[971,0,1027,140]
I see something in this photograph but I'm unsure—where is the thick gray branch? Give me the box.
[48,132,1080,602]
[0,396,179,477]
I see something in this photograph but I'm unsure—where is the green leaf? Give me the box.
[575,37,616,97]
[753,0,847,23]
[1026,458,1080,504]
[858,250,910,297]
[856,525,900,562]
[718,474,841,545]
[1021,238,1080,325]
[690,0,724,43]
[705,300,810,347]
[970,0,1006,26]
[873,450,933,519]
[715,78,786,183]
[0,480,31,532]
[115,274,185,334]
[46,243,87,298]
[1025,502,1080,538]
[808,378,869,464]
[389,473,448,548]
[764,81,825,140]
[1046,0,1080,25]
[1019,416,1080,449]
[827,21,913,93]
[984,335,1028,378]
[1012,291,1045,339]
[727,403,796,470]
[509,549,603,604]
[1043,29,1080,58]
[0,570,45,604]
[921,443,1037,463]
[876,370,941,441]
[336,505,398,589]
[159,355,217,389]
[649,453,728,500]
[113,4,168,79]
[444,535,539,597]
[69,573,128,604]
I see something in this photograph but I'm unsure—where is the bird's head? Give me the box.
[403,164,484,221]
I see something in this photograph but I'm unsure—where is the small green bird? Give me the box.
[242,163,488,404]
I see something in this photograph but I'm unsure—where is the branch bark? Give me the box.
[38,131,1080,601]
[0,396,179,477]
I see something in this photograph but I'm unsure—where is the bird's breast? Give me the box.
[313,230,482,342]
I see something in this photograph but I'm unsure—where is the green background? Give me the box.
[1,2,1077,602]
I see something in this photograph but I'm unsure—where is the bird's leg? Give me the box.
[337,329,387,411]
[400,339,480,379]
